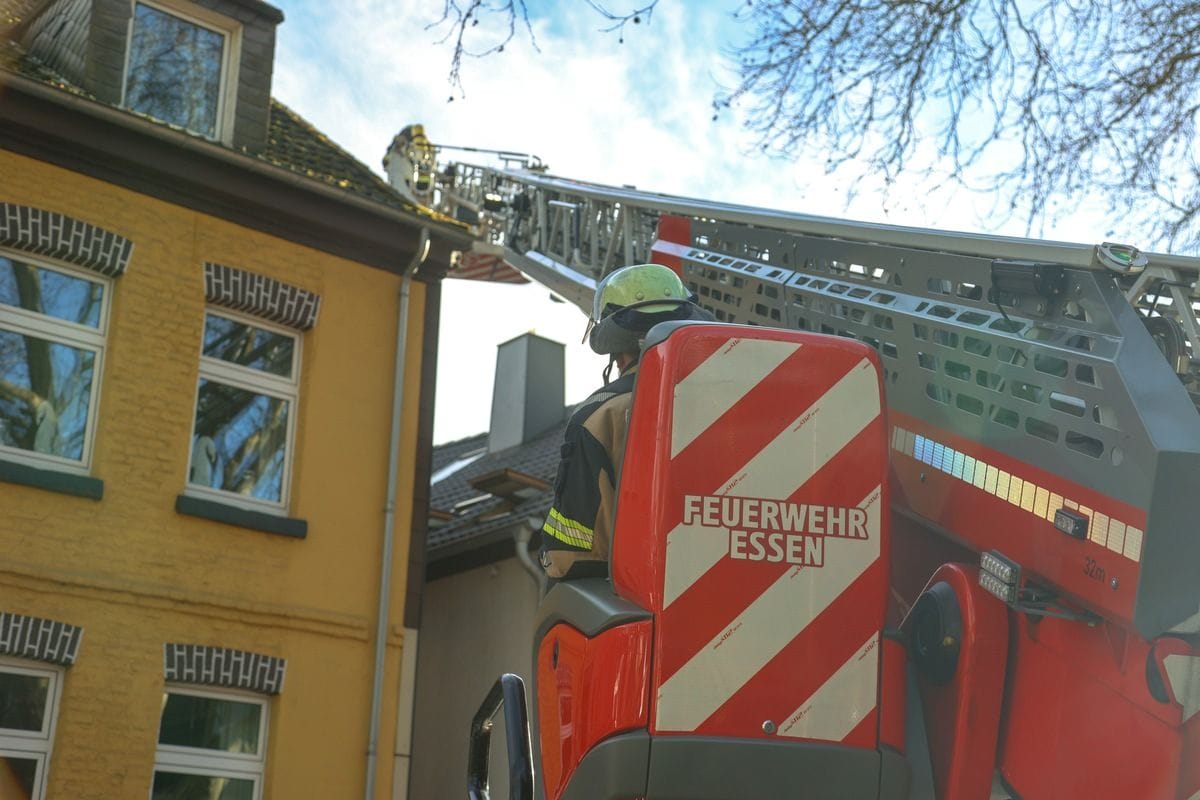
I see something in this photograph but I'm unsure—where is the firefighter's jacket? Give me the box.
[541,368,636,579]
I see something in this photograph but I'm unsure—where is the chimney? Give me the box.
[488,333,565,453]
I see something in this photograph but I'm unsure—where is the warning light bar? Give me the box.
[979,549,1101,625]
[979,550,1022,605]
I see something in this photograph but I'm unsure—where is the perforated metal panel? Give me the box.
[682,223,1157,504]
[679,220,1200,636]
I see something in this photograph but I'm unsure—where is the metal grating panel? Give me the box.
[681,222,1191,511]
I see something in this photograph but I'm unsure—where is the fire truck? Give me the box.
[386,128,1200,800]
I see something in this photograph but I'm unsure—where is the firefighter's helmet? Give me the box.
[587,263,708,355]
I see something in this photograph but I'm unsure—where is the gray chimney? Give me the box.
[489,333,565,453]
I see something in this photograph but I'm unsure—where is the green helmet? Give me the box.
[587,263,705,355]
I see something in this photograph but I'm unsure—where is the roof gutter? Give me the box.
[365,226,430,800]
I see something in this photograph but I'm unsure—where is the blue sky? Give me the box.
[269,1,1118,443]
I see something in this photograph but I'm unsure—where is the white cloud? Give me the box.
[272,0,1119,443]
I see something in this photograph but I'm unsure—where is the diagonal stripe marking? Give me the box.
[671,338,802,458]
[691,560,883,735]
[779,632,879,741]
[656,486,882,731]
[658,420,886,683]
[663,358,880,608]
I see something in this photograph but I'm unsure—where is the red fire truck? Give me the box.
[392,140,1200,800]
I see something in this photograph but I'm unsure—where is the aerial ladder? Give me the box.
[386,127,1200,800]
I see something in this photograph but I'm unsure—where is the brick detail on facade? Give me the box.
[0,203,133,276]
[0,612,83,666]
[204,261,321,330]
[164,643,287,695]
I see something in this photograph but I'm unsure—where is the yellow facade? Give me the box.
[1,148,423,798]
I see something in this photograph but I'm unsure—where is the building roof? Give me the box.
[0,9,462,225]
[427,422,564,557]
[262,99,411,211]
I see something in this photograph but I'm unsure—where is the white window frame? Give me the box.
[0,249,110,474]
[152,685,268,800]
[120,0,243,144]
[184,307,301,514]
[0,657,65,800]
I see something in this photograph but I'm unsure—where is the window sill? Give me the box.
[0,459,103,499]
[175,495,307,539]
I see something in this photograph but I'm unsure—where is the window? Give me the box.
[0,252,109,472]
[153,687,268,800]
[0,658,64,800]
[123,0,241,141]
[186,310,299,511]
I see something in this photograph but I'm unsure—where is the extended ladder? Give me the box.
[434,160,1200,637]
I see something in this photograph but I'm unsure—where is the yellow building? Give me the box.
[0,1,470,797]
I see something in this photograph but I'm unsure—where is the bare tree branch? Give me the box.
[427,0,538,98]
[428,1,659,97]
[430,0,1200,251]
[719,0,1200,250]
[583,1,658,41]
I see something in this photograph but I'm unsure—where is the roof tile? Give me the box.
[428,421,565,554]
[263,98,413,211]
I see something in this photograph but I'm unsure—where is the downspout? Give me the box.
[365,227,430,800]
[514,518,548,596]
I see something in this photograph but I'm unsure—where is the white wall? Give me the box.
[409,555,540,799]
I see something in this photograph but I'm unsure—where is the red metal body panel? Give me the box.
[535,621,653,800]
[537,319,1198,800]
[999,618,1192,799]
[1172,637,1200,800]
[612,324,891,746]
[1183,711,1200,800]
[915,564,1008,800]
[890,411,1146,626]
[888,513,977,625]
[655,214,692,248]
[879,634,907,754]
[649,214,692,275]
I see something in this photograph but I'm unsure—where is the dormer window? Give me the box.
[122,0,241,141]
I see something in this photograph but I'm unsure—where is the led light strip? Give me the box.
[891,426,1143,563]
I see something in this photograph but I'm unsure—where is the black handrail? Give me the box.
[467,673,534,800]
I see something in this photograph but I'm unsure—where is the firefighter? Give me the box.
[540,263,714,579]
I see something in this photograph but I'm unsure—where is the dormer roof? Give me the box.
[0,3,472,272]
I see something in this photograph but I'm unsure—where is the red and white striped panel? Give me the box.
[450,251,529,283]
[649,332,888,746]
